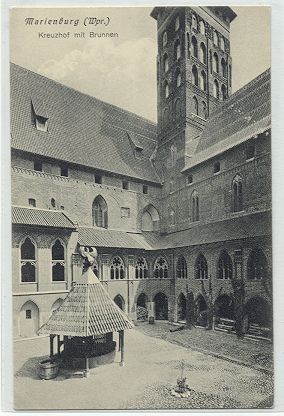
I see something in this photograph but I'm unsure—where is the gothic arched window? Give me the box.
[201,101,207,119]
[213,79,219,99]
[217,251,233,279]
[195,254,208,279]
[213,52,219,73]
[164,81,169,98]
[200,20,205,35]
[52,239,65,282]
[92,195,108,228]
[191,36,198,58]
[221,84,227,101]
[135,257,148,279]
[174,39,181,60]
[200,71,206,91]
[192,65,198,86]
[175,15,180,31]
[162,31,167,47]
[221,58,226,78]
[21,237,36,282]
[247,248,268,280]
[193,96,198,115]
[175,67,181,88]
[200,42,206,64]
[177,256,187,279]
[191,189,199,222]
[220,36,225,51]
[232,174,243,212]
[154,257,169,279]
[110,256,125,280]
[192,14,197,30]
[213,30,219,46]
[163,53,169,73]
[174,98,181,119]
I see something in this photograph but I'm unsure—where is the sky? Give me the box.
[10,6,270,122]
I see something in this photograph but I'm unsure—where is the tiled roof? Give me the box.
[12,206,75,229]
[78,227,152,250]
[38,267,134,337]
[184,69,271,170]
[146,211,272,249]
[10,63,161,184]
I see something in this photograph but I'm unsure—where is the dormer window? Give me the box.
[31,100,48,132]
[28,198,36,207]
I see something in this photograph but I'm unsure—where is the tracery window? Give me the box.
[154,257,169,279]
[232,174,243,212]
[21,237,36,283]
[176,256,187,279]
[247,249,268,280]
[110,256,125,280]
[92,196,108,228]
[52,239,65,282]
[195,254,208,279]
[135,257,148,279]
[217,251,233,279]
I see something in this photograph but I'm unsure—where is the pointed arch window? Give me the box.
[175,15,180,31]
[177,256,187,279]
[110,256,125,280]
[213,52,219,73]
[247,248,268,280]
[154,257,169,279]
[163,53,169,73]
[191,36,198,58]
[232,174,243,212]
[135,257,148,279]
[200,20,205,35]
[213,79,219,99]
[220,36,225,51]
[21,237,36,282]
[192,65,198,86]
[213,30,219,46]
[164,81,169,98]
[200,71,206,91]
[191,190,199,222]
[217,251,233,279]
[221,58,226,78]
[174,39,181,60]
[92,195,108,228]
[201,101,207,119]
[175,67,181,88]
[191,14,197,30]
[52,239,65,282]
[174,98,181,119]
[193,96,198,115]
[162,31,167,47]
[221,84,227,101]
[195,254,208,279]
[187,33,190,57]
[200,42,206,64]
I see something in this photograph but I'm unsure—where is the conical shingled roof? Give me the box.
[38,268,134,337]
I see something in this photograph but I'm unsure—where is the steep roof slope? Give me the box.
[10,63,161,184]
[184,69,271,169]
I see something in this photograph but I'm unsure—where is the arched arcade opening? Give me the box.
[154,292,168,320]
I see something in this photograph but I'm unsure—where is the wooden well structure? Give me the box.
[38,267,134,375]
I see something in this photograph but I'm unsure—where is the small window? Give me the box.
[175,15,180,31]
[164,81,169,98]
[28,198,36,207]
[60,166,68,177]
[187,175,193,185]
[246,143,255,160]
[121,207,130,218]
[143,185,148,194]
[60,205,64,210]
[35,116,48,132]
[95,174,102,184]
[214,161,220,174]
[26,310,32,319]
[51,198,56,208]
[34,160,42,172]
[122,181,129,190]
[163,53,169,73]
[163,31,167,47]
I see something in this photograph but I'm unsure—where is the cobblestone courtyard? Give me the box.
[14,323,273,410]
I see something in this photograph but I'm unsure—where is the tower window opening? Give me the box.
[232,174,243,212]
[174,39,181,60]
[192,66,198,86]
[191,14,197,31]
[175,15,180,31]
[193,96,198,115]
[220,36,225,51]
[200,42,206,64]
[175,68,181,88]
[213,79,219,99]
[162,31,167,47]
[199,20,205,35]
[213,52,219,73]
[164,81,169,98]
[221,84,227,101]
[200,71,206,91]
[163,53,169,73]
[221,58,227,78]
[213,30,219,46]
[192,36,198,58]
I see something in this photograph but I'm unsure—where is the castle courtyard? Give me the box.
[14,323,273,410]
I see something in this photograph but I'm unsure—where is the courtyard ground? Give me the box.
[14,323,273,410]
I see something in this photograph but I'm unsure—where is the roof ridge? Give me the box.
[10,62,157,127]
